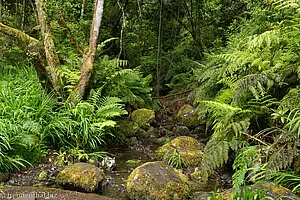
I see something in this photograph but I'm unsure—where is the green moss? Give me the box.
[37,171,48,181]
[176,105,199,127]
[56,163,105,192]
[126,159,142,168]
[155,136,203,168]
[131,108,155,128]
[126,161,191,200]
[117,120,139,138]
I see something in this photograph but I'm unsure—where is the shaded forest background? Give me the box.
[0,0,300,195]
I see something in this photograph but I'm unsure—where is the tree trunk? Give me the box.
[70,0,104,102]
[0,0,2,23]
[35,0,62,96]
[21,0,26,30]
[0,22,52,89]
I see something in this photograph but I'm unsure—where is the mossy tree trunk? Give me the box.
[70,0,104,103]
[0,0,105,103]
[0,22,52,89]
[36,0,62,96]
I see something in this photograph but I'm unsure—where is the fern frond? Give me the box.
[248,30,280,50]
[266,133,296,175]
[279,88,300,110]
[201,137,230,181]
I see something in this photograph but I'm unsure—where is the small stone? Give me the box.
[37,171,48,181]
[172,126,190,136]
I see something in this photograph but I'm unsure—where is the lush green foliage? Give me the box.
[193,0,300,190]
[0,66,127,171]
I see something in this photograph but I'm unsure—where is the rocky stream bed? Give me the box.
[0,105,299,200]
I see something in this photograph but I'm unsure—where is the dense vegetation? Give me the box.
[0,0,300,197]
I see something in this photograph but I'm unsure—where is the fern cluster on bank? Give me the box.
[0,65,128,172]
[193,0,300,190]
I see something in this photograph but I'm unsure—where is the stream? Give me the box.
[3,141,160,200]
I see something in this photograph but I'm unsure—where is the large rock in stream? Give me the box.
[126,161,191,200]
[155,136,204,168]
[56,163,105,192]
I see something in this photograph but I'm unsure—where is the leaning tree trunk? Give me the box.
[36,0,62,96]
[70,0,104,102]
[0,22,52,89]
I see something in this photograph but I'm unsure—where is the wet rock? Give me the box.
[136,127,149,140]
[117,120,139,138]
[56,162,105,192]
[0,172,10,182]
[147,126,159,138]
[158,126,173,137]
[176,104,199,127]
[221,182,300,200]
[126,161,191,200]
[101,156,116,171]
[37,171,48,181]
[155,136,204,168]
[172,125,190,136]
[190,192,213,200]
[131,108,155,128]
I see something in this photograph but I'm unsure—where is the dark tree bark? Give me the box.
[36,0,62,96]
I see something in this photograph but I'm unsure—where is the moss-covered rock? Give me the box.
[126,159,142,168]
[176,105,199,127]
[126,161,191,200]
[37,171,48,181]
[221,182,300,200]
[118,119,139,138]
[56,163,105,192]
[136,127,149,140]
[155,136,204,168]
[131,108,155,128]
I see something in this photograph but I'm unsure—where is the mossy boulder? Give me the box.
[56,163,105,192]
[155,136,204,168]
[126,161,191,200]
[118,119,139,138]
[221,182,300,200]
[131,108,155,128]
[176,105,199,127]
